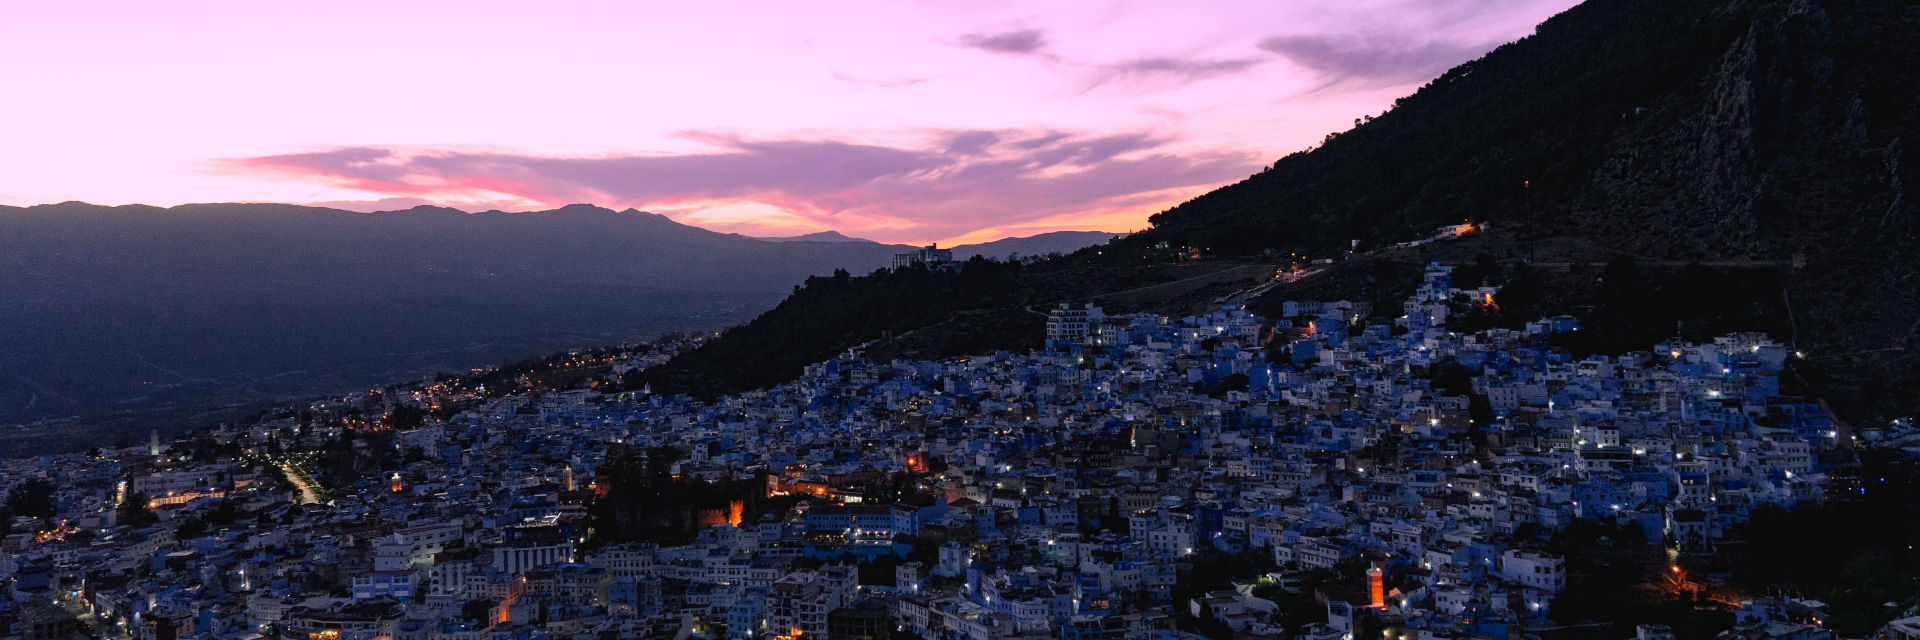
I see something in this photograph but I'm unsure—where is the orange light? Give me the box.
[1368,566,1385,608]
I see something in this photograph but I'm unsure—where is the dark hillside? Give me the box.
[1140,0,1760,255]
[638,259,1262,397]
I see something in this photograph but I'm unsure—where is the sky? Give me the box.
[0,0,1579,244]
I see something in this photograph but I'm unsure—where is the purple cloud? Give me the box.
[231,131,1259,241]
[957,28,1048,55]
[1020,133,1167,167]
[955,26,1258,94]
[941,130,1002,156]
[1085,56,1263,91]
[1257,34,1491,87]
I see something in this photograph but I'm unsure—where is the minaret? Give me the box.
[390,472,404,493]
[562,465,576,492]
[150,430,161,456]
[1368,563,1386,608]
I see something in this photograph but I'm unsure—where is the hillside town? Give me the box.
[0,264,1908,640]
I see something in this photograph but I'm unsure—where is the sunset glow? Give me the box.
[0,0,1578,243]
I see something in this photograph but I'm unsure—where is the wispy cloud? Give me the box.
[228,131,1259,242]
[300,196,537,213]
[957,28,1049,56]
[1085,56,1263,91]
[940,130,1002,156]
[1256,34,1497,88]
[829,71,927,90]
[952,26,1259,93]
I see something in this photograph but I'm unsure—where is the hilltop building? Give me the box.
[892,244,953,269]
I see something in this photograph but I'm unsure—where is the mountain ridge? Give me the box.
[760,230,877,244]
[14,200,1113,255]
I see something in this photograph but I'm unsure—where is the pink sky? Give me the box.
[0,0,1578,244]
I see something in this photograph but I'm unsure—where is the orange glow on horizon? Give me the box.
[3,2,1583,245]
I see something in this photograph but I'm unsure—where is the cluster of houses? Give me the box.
[0,264,1888,640]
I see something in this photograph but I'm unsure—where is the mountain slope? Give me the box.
[760,231,878,243]
[757,229,1119,258]
[951,231,1119,261]
[1145,0,1913,255]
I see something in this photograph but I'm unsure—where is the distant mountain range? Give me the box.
[0,201,1114,426]
[946,231,1122,262]
[755,228,1118,263]
[760,230,878,244]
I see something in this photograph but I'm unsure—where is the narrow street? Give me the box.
[280,461,324,504]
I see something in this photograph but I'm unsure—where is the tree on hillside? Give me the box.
[6,479,56,519]
[118,492,160,528]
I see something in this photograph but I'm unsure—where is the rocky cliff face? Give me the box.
[1574,0,1920,419]
[1571,0,1892,255]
